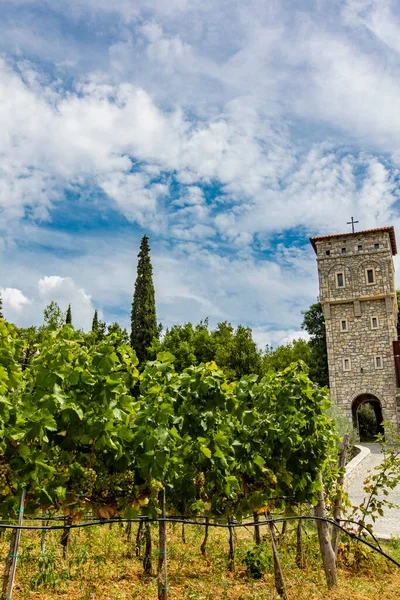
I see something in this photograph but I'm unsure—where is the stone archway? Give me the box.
[352,394,384,441]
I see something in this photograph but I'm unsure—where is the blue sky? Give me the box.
[2,0,400,347]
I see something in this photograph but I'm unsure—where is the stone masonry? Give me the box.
[310,227,399,428]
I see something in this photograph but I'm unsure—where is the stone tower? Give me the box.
[310,226,399,429]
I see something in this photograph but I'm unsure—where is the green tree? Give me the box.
[214,323,262,379]
[107,322,129,345]
[150,320,215,371]
[0,292,3,319]
[262,339,311,373]
[301,301,329,387]
[65,304,72,325]
[92,310,99,332]
[42,301,65,330]
[130,235,158,363]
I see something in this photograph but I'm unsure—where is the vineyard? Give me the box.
[0,318,399,598]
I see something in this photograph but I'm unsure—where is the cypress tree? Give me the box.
[130,235,158,363]
[0,293,3,319]
[66,304,72,325]
[92,310,99,332]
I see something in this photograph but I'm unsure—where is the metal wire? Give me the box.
[0,514,398,568]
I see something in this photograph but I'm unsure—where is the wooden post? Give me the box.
[181,523,186,544]
[227,518,235,573]
[157,489,168,600]
[143,521,153,575]
[296,519,305,569]
[126,520,132,543]
[332,434,349,556]
[2,489,26,600]
[267,511,287,599]
[136,520,143,557]
[2,530,18,599]
[200,517,209,556]
[60,517,72,558]
[253,511,261,545]
[315,472,338,589]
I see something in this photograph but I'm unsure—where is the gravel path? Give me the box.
[345,443,400,540]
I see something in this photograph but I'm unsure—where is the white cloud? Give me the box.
[38,276,95,330]
[0,287,30,313]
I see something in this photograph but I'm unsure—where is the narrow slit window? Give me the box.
[371,316,378,329]
[341,319,348,332]
[366,268,375,284]
[341,247,346,254]
[375,356,383,369]
[326,250,330,256]
[358,245,363,251]
[337,272,344,287]
[343,358,351,371]
[374,243,380,249]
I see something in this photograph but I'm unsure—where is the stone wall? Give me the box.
[313,229,398,426]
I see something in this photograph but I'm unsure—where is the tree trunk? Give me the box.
[143,522,153,575]
[2,529,18,599]
[60,517,72,558]
[200,518,209,556]
[267,511,287,599]
[227,518,235,573]
[296,519,305,569]
[279,518,288,546]
[253,511,261,545]
[136,520,144,557]
[2,489,26,600]
[157,490,168,600]
[332,434,349,556]
[181,523,186,544]
[315,472,338,590]
[126,520,132,543]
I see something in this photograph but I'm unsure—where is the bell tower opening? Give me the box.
[352,394,384,441]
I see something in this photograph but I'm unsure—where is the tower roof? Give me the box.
[310,226,397,256]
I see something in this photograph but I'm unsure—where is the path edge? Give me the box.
[344,444,371,481]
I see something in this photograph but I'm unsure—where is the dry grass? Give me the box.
[1,520,399,599]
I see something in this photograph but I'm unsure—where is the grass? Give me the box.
[1,519,400,599]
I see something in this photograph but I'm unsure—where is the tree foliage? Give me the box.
[263,339,311,373]
[152,320,262,379]
[130,235,158,363]
[0,324,337,522]
[43,301,65,330]
[65,304,72,325]
[301,301,329,388]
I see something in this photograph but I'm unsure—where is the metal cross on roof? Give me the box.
[347,216,359,233]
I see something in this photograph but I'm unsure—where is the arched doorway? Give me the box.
[352,394,384,441]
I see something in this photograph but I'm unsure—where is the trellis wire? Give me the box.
[0,514,398,568]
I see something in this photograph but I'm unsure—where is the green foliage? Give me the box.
[263,339,311,373]
[152,319,262,379]
[215,323,262,379]
[130,235,158,363]
[43,301,65,330]
[349,422,400,532]
[0,327,140,517]
[0,292,3,319]
[242,543,271,578]
[92,310,99,332]
[357,404,377,442]
[325,404,359,455]
[0,322,338,524]
[65,305,72,325]
[150,320,215,371]
[301,301,329,387]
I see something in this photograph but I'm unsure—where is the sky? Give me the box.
[2,0,400,348]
